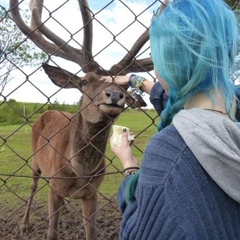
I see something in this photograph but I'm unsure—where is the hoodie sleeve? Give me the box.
[235,88,240,121]
[117,176,132,213]
[149,82,168,116]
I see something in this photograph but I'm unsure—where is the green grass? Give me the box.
[0,109,159,212]
[0,122,50,216]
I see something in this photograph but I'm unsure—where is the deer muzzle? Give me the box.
[104,90,125,106]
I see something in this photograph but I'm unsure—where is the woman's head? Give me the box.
[150,0,239,129]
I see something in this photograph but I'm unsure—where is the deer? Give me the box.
[22,63,128,240]
[9,0,165,239]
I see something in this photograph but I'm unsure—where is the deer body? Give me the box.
[21,64,127,240]
[32,110,109,179]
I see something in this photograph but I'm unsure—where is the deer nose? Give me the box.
[105,90,124,104]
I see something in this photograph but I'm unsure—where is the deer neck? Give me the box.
[70,113,113,175]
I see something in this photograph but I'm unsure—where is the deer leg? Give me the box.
[81,192,98,240]
[47,187,64,240]
[21,167,41,232]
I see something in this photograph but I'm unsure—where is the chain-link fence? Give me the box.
[0,1,161,239]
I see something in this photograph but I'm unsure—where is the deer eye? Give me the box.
[80,79,88,88]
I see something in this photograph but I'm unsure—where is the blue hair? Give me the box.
[151,0,238,129]
[126,0,239,203]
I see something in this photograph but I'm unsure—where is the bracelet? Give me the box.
[123,167,140,171]
[129,74,147,89]
[124,170,139,178]
[123,167,140,178]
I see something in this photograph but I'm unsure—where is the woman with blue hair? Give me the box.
[108,0,240,239]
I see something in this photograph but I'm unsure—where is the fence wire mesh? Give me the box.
[0,1,161,239]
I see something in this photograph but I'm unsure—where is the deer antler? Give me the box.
[9,0,73,62]
[109,29,152,74]
[109,0,169,74]
[77,0,93,64]
[9,0,168,75]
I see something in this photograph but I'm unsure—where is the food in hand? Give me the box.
[112,125,134,146]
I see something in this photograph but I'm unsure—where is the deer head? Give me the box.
[42,63,127,123]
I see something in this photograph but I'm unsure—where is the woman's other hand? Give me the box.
[110,130,139,169]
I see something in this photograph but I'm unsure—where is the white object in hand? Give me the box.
[112,125,134,146]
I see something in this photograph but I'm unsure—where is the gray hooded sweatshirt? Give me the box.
[173,108,240,204]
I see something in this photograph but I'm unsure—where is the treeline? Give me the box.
[0,99,79,125]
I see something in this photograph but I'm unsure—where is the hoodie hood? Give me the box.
[173,108,240,203]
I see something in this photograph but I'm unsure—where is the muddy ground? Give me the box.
[0,196,122,240]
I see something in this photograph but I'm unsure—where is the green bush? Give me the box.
[0,99,79,125]
[0,99,24,124]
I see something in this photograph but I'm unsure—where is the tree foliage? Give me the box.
[0,6,47,94]
[226,0,240,9]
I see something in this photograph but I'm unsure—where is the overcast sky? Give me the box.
[2,0,160,106]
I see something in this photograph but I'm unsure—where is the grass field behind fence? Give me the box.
[0,108,159,215]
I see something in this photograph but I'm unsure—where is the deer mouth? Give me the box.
[98,104,124,116]
[98,103,124,109]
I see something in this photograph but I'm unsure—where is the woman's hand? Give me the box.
[110,131,139,169]
[101,75,155,95]
[100,76,130,88]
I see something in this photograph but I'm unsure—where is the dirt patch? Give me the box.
[0,196,122,240]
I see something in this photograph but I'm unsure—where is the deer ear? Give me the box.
[42,63,81,89]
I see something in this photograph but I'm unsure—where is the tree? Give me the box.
[226,0,240,9]
[0,5,47,94]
